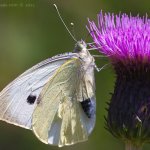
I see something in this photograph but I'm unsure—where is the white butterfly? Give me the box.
[0,40,97,147]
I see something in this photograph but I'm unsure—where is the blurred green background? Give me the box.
[0,0,150,150]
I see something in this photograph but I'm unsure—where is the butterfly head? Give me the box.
[74,40,87,53]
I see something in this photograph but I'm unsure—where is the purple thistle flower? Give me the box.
[88,12,150,63]
[88,12,150,150]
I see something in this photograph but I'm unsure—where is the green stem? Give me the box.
[125,142,142,150]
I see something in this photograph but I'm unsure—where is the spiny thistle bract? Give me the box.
[87,11,150,149]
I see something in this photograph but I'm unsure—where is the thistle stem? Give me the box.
[125,142,142,150]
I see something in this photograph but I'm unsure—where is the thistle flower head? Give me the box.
[88,12,150,64]
[88,11,150,149]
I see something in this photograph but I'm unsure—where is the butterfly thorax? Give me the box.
[74,40,95,70]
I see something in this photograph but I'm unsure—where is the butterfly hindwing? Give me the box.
[32,57,95,147]
[0,53,76,129]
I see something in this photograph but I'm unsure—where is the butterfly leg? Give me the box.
[94,63,109,72]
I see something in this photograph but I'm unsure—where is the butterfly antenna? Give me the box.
[53,4,77,42]
[70,22,77,41]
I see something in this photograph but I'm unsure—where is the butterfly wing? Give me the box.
[32,57,96,147]
[0,53,76,129]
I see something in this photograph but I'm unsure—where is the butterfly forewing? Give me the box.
[0,53,76,129]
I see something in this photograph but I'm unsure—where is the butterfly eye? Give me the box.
[74,41,87,53]
[81,40,87,47]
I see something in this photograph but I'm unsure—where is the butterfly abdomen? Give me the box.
[80,98,95,118]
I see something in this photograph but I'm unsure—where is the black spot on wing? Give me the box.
[80,98,95,118]
[27,95,36,104]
